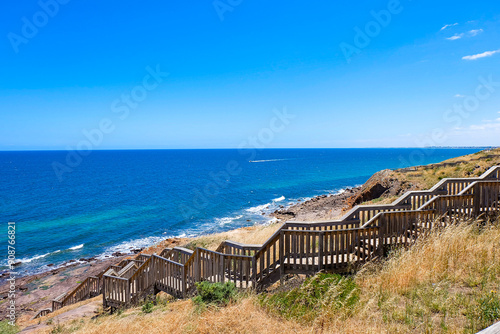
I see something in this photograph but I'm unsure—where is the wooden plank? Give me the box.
[279,231,284,281]
[318,232,323,271]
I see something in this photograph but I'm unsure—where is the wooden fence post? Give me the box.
[125,279,131,306]
[195,250,200,282]
[474,184,481,215]
[318,232,324,272]
[251,257,257,289]
[279,230,285,283]
[182,266,187,298]
[220,254,225,283]
[378,213,385,257]
[102,278,106,309]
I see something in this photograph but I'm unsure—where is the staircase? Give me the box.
[33,166,500,317]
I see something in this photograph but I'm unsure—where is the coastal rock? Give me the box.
[131,249,143,254]
[344,169,420,208]
[271,186,362,222]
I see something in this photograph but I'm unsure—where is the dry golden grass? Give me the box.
[360,148,500,206]
[138,222,282,257]
[17,296,101,330]
[355,217,500,333]
[34,298,312,334]
[362,222,500,291]
[28,217,500,334]
[183,222,282,250]
[22,150,500,333]
[394,148,500,189]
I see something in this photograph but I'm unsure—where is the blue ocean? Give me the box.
[0,148,480,276]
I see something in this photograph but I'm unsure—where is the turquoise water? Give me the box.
[0,148,480,275]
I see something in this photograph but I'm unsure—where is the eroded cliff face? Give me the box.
[271,169,424,222]
[343,169,422,208]
[272,149,500,223]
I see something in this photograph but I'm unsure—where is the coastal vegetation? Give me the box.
[13,148,500,333]
[22,215,500,333]
[356,148,500,206]
[0,320,19,334]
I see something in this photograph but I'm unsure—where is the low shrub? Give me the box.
[141,300,154,314]
[259,272,359,322]
[0,320,19,334]
[192,281,237,307]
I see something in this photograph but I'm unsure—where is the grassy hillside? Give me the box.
[22,216,500,334]
[17,149,500,333]
[357,148,500,206]
[395,148,500,188]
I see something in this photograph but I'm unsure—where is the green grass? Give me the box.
[466,291,500,332]
[141,301,154,314]
[0,320,19,334]
[192,281,237,307]
[259,273,359,322]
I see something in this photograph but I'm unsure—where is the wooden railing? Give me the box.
[117,262,139,279]
[279,226,380,274]
[32,308,52,319]
[39,166,500,314]
[102,175,500,308]
[56,276,100,310]
[184,249,199,293]
[253,230,282,287]
[216,241,261,256]
[196,248,254,288]
[102,276,130,308]
[150,255,186,298]
[51,292,66,312]
[161,247,194,264]
[128,256,155,302]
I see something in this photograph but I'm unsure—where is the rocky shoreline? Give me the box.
[271,186,361,222]
[1,168,430,324]
[0,254,132,322]
[0,187,367,322]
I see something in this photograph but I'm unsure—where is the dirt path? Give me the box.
[0,256,129,321]
[20,299,101,334]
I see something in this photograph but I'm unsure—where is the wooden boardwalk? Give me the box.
[33,166,500,317]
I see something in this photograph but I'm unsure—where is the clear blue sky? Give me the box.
[1,0,500,150]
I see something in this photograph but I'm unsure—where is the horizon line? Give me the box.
[0,146,496,152]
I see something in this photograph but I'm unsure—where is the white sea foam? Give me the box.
[215,215,243,227]
[273,196,285,202]
[246,204,270,213]
[19,250,60,263]
[263,217,278,226]
[69,244,84,250]
[97,235,168,260]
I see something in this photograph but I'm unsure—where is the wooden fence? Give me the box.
[101,174,500,308]
[34,166,500,316]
